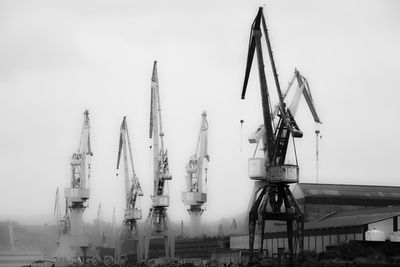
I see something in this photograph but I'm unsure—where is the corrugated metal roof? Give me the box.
[293,183,400,199]
[305,211,400,230]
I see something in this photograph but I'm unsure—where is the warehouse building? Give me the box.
[216,183,400,265]
[231,205,400,255]
[292,183,400,222]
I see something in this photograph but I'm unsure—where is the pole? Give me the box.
[43,223,47,259]
[315,130,320,183]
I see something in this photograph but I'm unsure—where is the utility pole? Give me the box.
[315,130,320,184]
[43,223,48,259]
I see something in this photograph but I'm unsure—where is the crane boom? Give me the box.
[191,111,209,193]
[242,9,275,161]
[294,69,321,123]
[116,116,143,212]
[115,116,144,263]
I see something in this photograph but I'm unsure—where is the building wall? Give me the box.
[230,226,364,255]
[230,234,264,250]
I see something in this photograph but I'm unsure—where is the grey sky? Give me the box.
[0,0,399,225]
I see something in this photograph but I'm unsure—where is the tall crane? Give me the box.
[53,110,93,262]
[116,116,143,262]
[54,187,62,240]
[96,203,105,245]
[182,112,209,237]
[8,222,16,250]
[241,8,321,265]
[143,61,175,260]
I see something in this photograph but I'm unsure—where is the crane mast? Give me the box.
[182,112,209,237]
[241,8,321,265]
[116,116,143,262]
[96,203,105,246]
[54,187,62,240]
[143,61,175,261]
[53,110,92,262]
[8,222,16,250]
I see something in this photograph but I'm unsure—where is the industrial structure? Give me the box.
[8,222,16,250]
[182,112,209,237]
[54,187,62,240]
[292,183,400,222]
[53,110,93,265]
[116,116,143,262]
[143,61,175,260]
[95,203,105,246]
[241,7,321,264]
[229,183,400,263]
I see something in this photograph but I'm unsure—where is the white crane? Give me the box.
[116,116,143,262]
[53,110,92,262]
[54,187,62,241]
[143,61,175,261]
[96,203,105,246]
[182,112,209,237]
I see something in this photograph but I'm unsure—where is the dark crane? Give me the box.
[241,7,321,265]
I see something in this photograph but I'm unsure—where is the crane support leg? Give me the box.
[248,183,304,266]
[143,207,174,261]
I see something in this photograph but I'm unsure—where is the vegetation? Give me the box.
[295,240,400,266]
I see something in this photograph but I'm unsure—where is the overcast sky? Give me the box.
[1,0,400,226]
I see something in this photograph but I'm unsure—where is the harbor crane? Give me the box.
[53,110,93,262]
[116,116,144,262]
[8,222,16,250]
[182,112,209,237]
[143,61,175,260]
[54,187,62,239]
[241,7,321,265]
[96,203,105,246]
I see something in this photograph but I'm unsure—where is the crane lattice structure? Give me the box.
[53,110,93,262]
[182,112,209,237]
[116,116,144,262]
[143,61,175,260]
[241,7,321,265]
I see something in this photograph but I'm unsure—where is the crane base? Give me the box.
[248,183,304,265]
